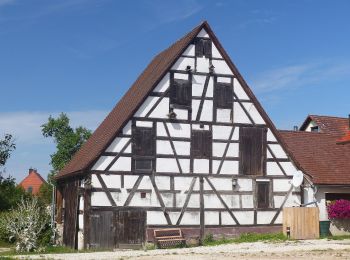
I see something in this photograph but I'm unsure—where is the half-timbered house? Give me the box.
[54,21,306,249]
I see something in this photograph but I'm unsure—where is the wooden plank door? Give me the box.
[116,210,146,248]
[89,211,115,249]
[63,180,79,248]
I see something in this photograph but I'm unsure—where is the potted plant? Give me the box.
[327,199,350,236]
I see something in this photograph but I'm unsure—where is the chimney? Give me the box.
[29,168,34,174]
[293,126,298,131]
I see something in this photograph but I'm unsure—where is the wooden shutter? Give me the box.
[195,38,204,57]
[170,78,191,107]
[191,130,212,158]
[133,127,154,156]
[239,127,266,175]
[257,182,270,209]
[203,39,212,58]
[215,82,233,109]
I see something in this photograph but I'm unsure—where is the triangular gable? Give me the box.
[56,21,304,180]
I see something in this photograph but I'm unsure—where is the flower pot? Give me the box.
[329,219,350,236]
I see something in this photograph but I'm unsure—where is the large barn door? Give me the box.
[89,211,115,249]
[62,180,79,248]
[116,210,146,249]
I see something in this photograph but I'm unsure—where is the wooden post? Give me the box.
[199,177,205,244]
[56,185,63,224]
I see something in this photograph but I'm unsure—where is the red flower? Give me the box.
[327,199,350,220]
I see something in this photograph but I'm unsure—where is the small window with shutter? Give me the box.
[191,130,212,158]
[256,181,270,209]
[133,126,155,173]
[239,127,266,176]
[170,77,191,108]
[195,38,212,58]
[215,82,233,109]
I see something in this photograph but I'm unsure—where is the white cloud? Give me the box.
[0,0,15,7]
[251,61,350,93]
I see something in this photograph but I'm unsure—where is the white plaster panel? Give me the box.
[241,195,254,208]
[222,194,240,208]
[179,159,190,173]
[166,123,191,138]
[79,214,84,230]
[182,44,195,56]
[79,197,84,211]
[188,194,200,207]
[124,175,139,189]
[267,129,277,142]
[91,174,102,188]
[237,179,253,191]
[212,142,226,157]
[106,137,130,153]
[169,212,181,224]
[235,211,254,225]
[173,108,188,120]
[136,121,153,127]
[212,59,233,75]
[227,143,239,157]
[274,196,285,208]
[172,57,195,71]
[91,156,114,171]
[91,192,111,207]
[233,102,252,124]
[212,125,233,140]
[212,160,220,174]
[274,211,283,224]
[176,193,187,208]
[204,194,223,208]
[267,149,273,159]
[191,99,200,121]
[174,73,189,80]
[304,121,318,132]
[181,212,200,225]
[129,192,152,207]
[205,211,220,225]
[280,162,298,176]
[234,78,249,100]
[200,100,213,121]
[102,175,121,189]
[197,28,209,38]
[192,75,205,96]
[138,176,153,189]
[269,144,288,159]
[147,211,167,225]
[216,109,231,123]
[155,176,170,190]
[219,161,239,175]
[257,211,276,224]
[217,77,231,83]
[135,96,159,117]
[153,73,170,92]
[273,179,292,192]
[204,177,232,190]
[232,127,239,140]
[157,140,173,155]
[197,57,210,73]
[161,193,173,207]
[266,162,284,175]
[112,191,127,206]
[149,97,169,118]
[192,124,210,131]
[157,158,179,173]
[194,159,209,173]
[175,177,199,191]
[156,122,166,136]
[212,43,222,59]
[109,156,131,171]
[173,141,190,155]
[206,77,214,97]
[243,103,265,125]
[123,121,132,135]
[221,211,236,225]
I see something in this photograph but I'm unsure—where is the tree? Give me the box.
[0,174,28,211]
[0,134,16,169]
[41,113,92,177]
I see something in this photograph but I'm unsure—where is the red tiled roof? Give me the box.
[280,115,350,185]
[18,169,47,195]
[337,131,350,144]
[55,21,304,180]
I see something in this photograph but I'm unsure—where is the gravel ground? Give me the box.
[14,239,350,260]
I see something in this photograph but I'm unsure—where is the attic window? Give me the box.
[256,181,270,209]
[310,126,319,132]
[191,130,212,158]
[170,77,191,108]
[215,82,233,109]
[27,186,33,194]
[195,38,212,58]
[133,126,155,173]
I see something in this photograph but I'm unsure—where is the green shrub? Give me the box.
[203,233,214,244]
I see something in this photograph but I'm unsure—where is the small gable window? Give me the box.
[191,130,212,158]
[239,127,267,176]
[195,38,212,58]
[215,82,233,109]
[133,126,155,173]
[170,77,191,108]
[310,126,319,132]
[256,181,270,209]
[27,186,33,194]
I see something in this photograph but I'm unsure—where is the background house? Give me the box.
[18,168,47,195]
[279,115,350,223]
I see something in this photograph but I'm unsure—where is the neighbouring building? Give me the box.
[54,21,308,249]
[18,168,47,195]
[279,115,350,223]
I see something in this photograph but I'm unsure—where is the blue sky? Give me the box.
[1,0,349,181]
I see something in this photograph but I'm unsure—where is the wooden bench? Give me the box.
[154,228,186,248]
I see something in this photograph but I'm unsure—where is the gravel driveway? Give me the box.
[15,239,350,260]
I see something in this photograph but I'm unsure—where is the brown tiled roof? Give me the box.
[55,21,304,180]
[300,115,349,136]
[280,116,350,185]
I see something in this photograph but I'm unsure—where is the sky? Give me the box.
[0,0,349,182]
